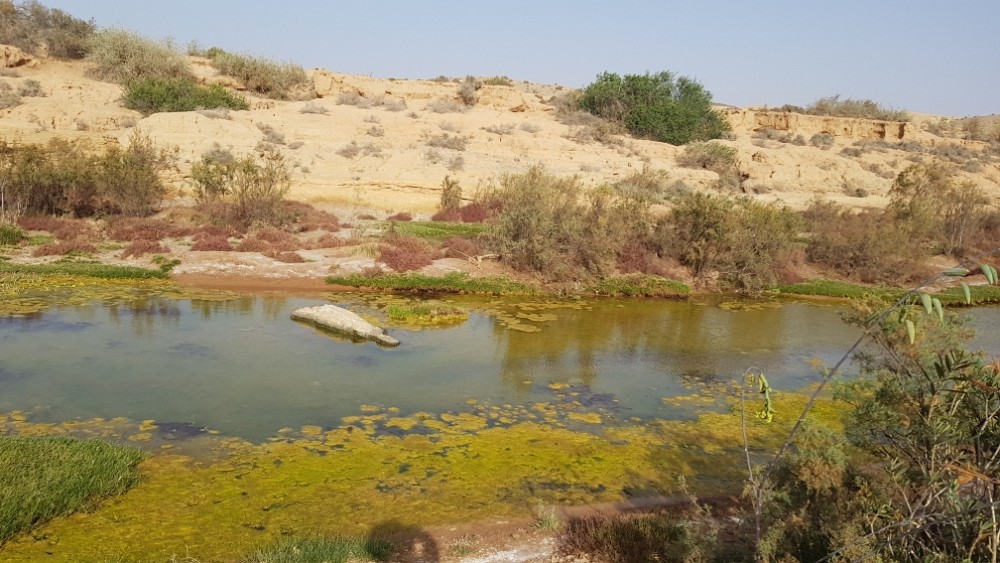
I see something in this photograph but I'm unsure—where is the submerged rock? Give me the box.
[291,304,400,347]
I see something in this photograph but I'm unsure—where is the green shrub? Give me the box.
[0,436,145,543]
[326,271,536,294]
[586,274,689,298]
[436,175,462,218]
[241,536,393,563]
[0,137,100,217]
[209,49,310,100]
[122,77,248,114]
[97,130,175,216]
[482,75,513,86]
[85,28,191,84]
[0,0,95,59]
[196,151,292,227]
[579,71,730,145]
[0,223,25,245]
[807,95,909,121]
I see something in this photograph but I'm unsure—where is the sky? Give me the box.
[40,1,1000,117]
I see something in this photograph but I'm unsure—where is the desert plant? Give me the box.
[483,123,516,135]
[436,175,462,219]
[16,78,43,97]
[122,77,248,114]
[425,97,464,113]
[809,132,835,149]
[299,101,328,114]
[0,137,101,218]
[378,232,436,272]
[456,75,482,106]
[336,91,371,108]
[426,133,467,151]
[807,94,909,121]
[97,129,175,216]
[0,0,95,59]
[85,28,191,84]
[579,71,730,145]
[482,75,513,86]
[0,436,145,544]
[209,49,310,100]
[219,152,293,227]
[676,141,738,172]
[256,123,286,145]
[0,222,25,245]
[0,82,20,109]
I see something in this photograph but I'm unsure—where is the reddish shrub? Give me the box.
[283,201,341,231]
[18,216,97,241]
[459,202,490,223]
[107,218,184,242]
[267,251,304,263]
[378,234,435,272]
[17,215,64,232]
[307,233,358,249]
[234,238,271,253]
[32,241,98,256]
[431,209,461,222]
[190,235,233,251]
[440,236,483,259]
[121,240,169,258]
[387,212,413,222]
[192,224,241,240]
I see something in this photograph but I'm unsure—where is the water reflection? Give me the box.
[1,292,996,441]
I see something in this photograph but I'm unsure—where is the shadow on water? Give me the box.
[368,519,439,562]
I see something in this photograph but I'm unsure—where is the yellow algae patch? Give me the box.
[138,419,158,432]
[128,432,152,442]
[359,404,382,413]
[385,416,420,431]
[300,425,323,437]
[515,312,558,322]
[567,412,603,424]
[547,382,570,391]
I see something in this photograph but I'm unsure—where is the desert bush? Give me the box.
[482,75,513,86]
[17,78,43,97]
[106,217,183,242]
[807,94,909,121]
[809,132,835,149]
[256,123,285,145]
[0,0,95,59]
[86,28,190,84]
[483,123,515,135]
[437,175,462,218]
[579,71,730,145]
[268,250,304,263]
[520,122,541,133]
[425,97,464,113]
[32,239,96,256]
[804,198,925,283]
[378,232,436,272]
[426,133,467,151]
[387,212,412,222]
[336,91,371,108]
[0,137,101,218]
[439,235,483,259]
[456,75,482,106]
[120,239,168,258]
[676,142,738,172]
[209,50,310,100]
[559,510,719,563]
[0,82,21,108]
[97,130,175,216]
[336,141,381,159]
[612,165,672,204]
[190,235,232,251]
[447,155,464,172]
[299,101,328,114]
[122,77,248,114]
[226,152,292,227]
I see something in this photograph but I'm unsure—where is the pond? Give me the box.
[3,285,1000,560]
[0,293,874,442]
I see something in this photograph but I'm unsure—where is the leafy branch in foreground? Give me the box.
[741,249,1000,562]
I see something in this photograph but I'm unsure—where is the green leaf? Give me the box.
[932,297,943,322]
[943,267,969,277]
[961,282,971,305]
[905,319,915,344]
[981,264,997,285]
[919,292,933,314]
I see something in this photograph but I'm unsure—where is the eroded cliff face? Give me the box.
[722,108,909,141]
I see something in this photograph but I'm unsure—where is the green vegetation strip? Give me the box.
[388,220,487,241]
[327,272,536,295]
[773,279,901,300]
[0,261,168,280]
[242,536,393,563]
[0,436,145,543]
[586,274,689,298]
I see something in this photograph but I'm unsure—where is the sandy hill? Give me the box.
[2,45,998,216]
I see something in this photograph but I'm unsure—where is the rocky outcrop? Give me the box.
[0,45,35,68]
[291,304,399,347]
[722,108,909,141]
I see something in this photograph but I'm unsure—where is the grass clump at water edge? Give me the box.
[0,436,145,544]
[586,274,689,298]
[241,536,393,563]
[0,261,168,279]
[327,271,536,295]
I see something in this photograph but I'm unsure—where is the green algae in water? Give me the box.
[0,391,842,562]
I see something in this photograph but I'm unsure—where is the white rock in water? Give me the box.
[291,304,399,347]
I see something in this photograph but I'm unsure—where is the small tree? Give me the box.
[579,71,730,145]
[98,130,175,216]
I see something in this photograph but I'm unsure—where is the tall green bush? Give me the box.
[97,130,175,216]
[194,150,292,227]
[579,71,730,145]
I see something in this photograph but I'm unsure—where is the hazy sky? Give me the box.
[42,1,999,117]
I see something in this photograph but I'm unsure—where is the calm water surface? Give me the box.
[2,294,998,441]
